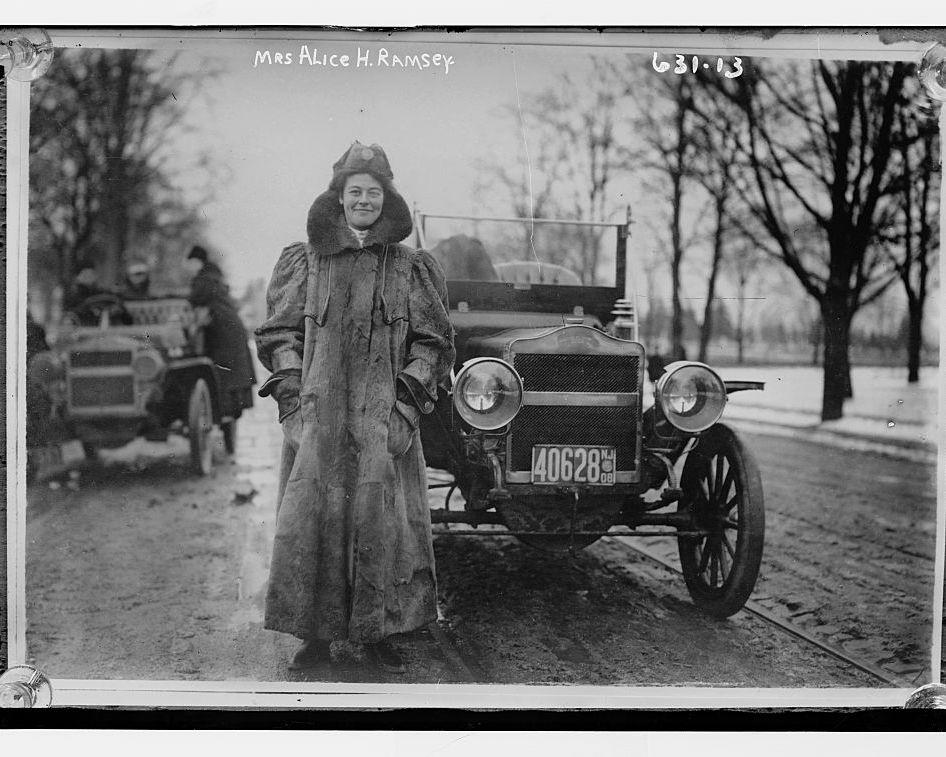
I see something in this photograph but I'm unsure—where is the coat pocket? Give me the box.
[280,407,304,453]
[386,406,416,457]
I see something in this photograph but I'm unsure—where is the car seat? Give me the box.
[494,261,582,286]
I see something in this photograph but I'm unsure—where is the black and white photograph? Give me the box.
[2,26,944,707]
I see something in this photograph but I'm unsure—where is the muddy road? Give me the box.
[24,403,938,687]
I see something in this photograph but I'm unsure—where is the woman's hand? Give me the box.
[272,374,302,420]
[388,400,420,457]
[272,375,303,450]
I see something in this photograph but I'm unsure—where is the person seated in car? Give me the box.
[64,266,132,326]
[64,266,107,312]
[122,260,153,300]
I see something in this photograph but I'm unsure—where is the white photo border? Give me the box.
[4,26,944,709]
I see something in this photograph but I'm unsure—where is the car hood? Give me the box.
[452,311,602,365]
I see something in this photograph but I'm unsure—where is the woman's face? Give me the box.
[340,173,384,230]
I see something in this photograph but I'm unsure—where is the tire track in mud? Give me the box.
[429,428,937,686]
[24,411,934,688]
[665,427,937,682]
[607,538,908,686]
[432,533,876,687]
[746,428,937,681]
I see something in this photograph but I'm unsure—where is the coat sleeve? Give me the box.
[398,249,456,414]
[254,243,309,390]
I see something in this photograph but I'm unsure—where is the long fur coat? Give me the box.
[255,184,454,643]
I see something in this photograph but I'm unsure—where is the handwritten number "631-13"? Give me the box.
[652,52,743,79]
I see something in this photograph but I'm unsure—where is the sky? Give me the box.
[165,40,647,292]
[32,32,940,339]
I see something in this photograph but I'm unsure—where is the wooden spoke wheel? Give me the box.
[677,424,765,618]
[188,378,214,476]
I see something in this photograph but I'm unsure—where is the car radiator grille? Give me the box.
[508,352,640,474]
[71,375,135,407]
[509,404,638,471]
[514,353,639,393]
[70,350,133,368]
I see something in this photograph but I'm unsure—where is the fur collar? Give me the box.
[306,188,413,256]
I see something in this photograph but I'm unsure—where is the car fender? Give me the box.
[724,380,765,394]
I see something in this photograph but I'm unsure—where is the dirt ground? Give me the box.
[23,401,937,688]
[630,427,938,683]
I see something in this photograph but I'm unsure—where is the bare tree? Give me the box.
[543,60,627,283]
[476,57,632,284]
[28,48,215,312]
[891,103,940,382]
[709,59,914,420]
[686,88,746,362]
[725,243,767,365]
[633,74,700,358]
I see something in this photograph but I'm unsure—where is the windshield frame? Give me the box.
[413,210,629,297]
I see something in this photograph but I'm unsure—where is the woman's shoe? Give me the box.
[367,640,406,674]
[288,639,331,670]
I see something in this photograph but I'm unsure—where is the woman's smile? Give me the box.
[341,172,385,229]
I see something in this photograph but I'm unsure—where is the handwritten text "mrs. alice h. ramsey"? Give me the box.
[253,46,456,75]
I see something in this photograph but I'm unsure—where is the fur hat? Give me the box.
[330,142,394,189]
[307,142,412,253]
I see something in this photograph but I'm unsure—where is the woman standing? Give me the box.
[255,142,454,673]
[185,245,257,423]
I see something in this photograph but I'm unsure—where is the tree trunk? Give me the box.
[820,294,851,421]
[670,173,684,358]
[698,198,726,363]
[101,197,129,287]
[698,295,714,363]
[841,338,853,399]
[906,127,934,385]
[736,298,746,365]
[670,259,683,358]
[906,297,922,383]
[669,84,689,360]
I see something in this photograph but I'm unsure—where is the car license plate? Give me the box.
[531,445,616,485]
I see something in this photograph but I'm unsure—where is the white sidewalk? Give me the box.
[715,365,938,456]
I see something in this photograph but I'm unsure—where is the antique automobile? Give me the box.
[28,293,234,477]
[415,211,765,617]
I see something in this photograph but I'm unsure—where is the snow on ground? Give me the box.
[716,365,936,423]
[717,365,938,450]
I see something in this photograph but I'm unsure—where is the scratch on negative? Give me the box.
[511,51,540,265]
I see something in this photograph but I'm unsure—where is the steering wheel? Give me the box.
[72,293,131,326]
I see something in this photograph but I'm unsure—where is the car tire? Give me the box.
[677,423,765,618]
[188,378,214,476]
